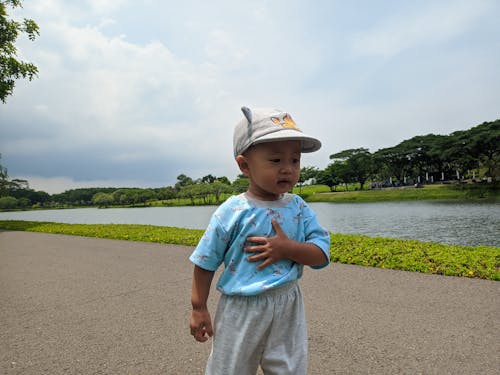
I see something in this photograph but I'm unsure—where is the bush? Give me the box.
[17,197,31,208]
[0,196,18,209]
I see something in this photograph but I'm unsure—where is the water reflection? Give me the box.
[0,201,498,247]
[311,201,499,247]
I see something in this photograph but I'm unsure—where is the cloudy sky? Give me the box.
[1,0,499,194]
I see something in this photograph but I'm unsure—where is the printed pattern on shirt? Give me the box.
[189,193,330,296]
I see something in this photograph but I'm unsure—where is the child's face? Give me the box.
[237,140,301,200]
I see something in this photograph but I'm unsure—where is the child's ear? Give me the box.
[236,155,250,176]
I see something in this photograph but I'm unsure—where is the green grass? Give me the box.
[330,233,498,280]
[0,220,204,246]
[1,220,498,281]
[293,184,332,195]
[303,184,499,203]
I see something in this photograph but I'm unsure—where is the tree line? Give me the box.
[0,119,498,209]
[316,119,499,191]
[0,167,250,209]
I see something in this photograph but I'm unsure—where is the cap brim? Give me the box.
[252,129,322,153]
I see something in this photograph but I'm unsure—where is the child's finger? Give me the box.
[244,244,266,253]
[256,258,273,269]
[246,236,266,244]
[206,321,214,338]
[194,329,207,342]
[194,324,212,342]
[271,219,286,237]
[246,252,266,262]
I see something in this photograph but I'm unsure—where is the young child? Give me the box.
[189,106,331,375]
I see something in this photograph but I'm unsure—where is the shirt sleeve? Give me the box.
[189,212,230,272]
[301,199,331,269]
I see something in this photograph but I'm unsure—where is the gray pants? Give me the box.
[206,281,307,375]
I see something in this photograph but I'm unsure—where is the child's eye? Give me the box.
[270,159,281,163]
[293,158,300,164]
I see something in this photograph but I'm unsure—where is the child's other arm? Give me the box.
[190,265,215,342]
[245,219,328,269]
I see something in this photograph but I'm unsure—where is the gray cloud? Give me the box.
[1,0,499,193]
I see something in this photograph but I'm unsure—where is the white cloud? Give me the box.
[16,175,152,194]
[352,1,493,58]
[2,0,499,193]
[5,16,214,151]
[204,29,249,67]
[86,0,128,14]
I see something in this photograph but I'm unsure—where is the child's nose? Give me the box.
[280,163,293,173]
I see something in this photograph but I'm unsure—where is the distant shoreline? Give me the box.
[0,183,498,212]
[303,183,499,203]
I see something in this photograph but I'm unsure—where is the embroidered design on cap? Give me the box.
[271,113,299,130]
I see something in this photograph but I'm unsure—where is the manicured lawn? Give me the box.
[301,184,498,203]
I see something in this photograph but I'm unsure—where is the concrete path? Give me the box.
[0,231,498,374]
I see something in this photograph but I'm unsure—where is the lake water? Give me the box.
[0,201,498,247]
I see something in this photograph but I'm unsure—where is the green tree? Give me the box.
[92,192,114,207]
[0,195,17,209]
[0,0,39,103]
[0,155,30,195]
[376,135,448,184]
[316,164,341,191]
[136,189,156,205]
[175,174,194,190]
[210,180,232,203]
[155,186,176,200]
[301,166,319,182]
[179,184,199,205]
[0,153,9,195]
[232,175,249,194]
[455,120,500,179]
[121,190,138,205]
[297,166,319,193]
[330,148,373,190]
[17,196,29,208]
[216,176,231,185]
[373,145,412,184]
[201,174,216,184]
[331,162,353,190]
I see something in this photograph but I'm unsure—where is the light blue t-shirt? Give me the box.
[189,193,330,296]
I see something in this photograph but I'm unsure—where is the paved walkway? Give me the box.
[0,231,498,374]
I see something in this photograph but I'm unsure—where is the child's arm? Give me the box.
[245,219,328,269]
[190,265,215,342]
